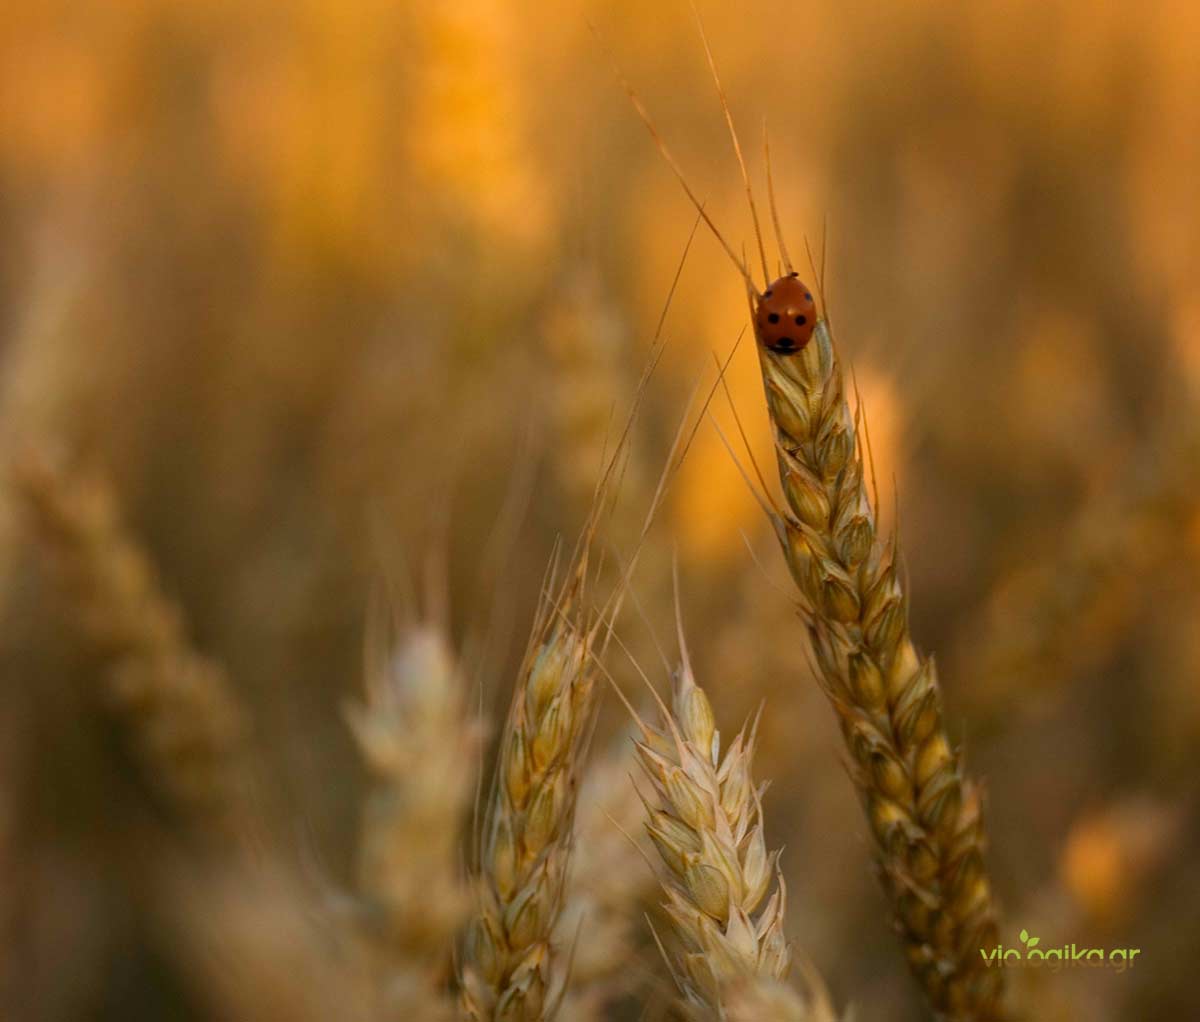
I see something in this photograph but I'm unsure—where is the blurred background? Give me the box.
[1,1,1199,1019]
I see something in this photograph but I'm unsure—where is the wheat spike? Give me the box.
[966,425,1200,724]
[459,562,602,1022]
[14,456,256,839]
[754,317,1005,1020]
[554,733,660,1021]
[629,632,837,1022]
[347,617,480,1018]
[461,203,720,1020]
[165,857,375,1022]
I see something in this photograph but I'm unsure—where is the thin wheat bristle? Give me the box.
[754,318,1005,1020]
[14,456,255,838]
[631,638,835,1022]
[347,618,480,1018]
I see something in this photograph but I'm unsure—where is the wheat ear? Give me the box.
[14,457,255,838]
[461,211,721,1020]
[554,732,660,1022]
[347,616,480,1017]
[628,635,834,1021]
[462,385,701,1020]
[460,558,601,1022]
[753,317,1004,1020]
[616,34,1003,1013]
[967,425,1200,723]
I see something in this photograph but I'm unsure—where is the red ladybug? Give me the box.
[755,273,816,354]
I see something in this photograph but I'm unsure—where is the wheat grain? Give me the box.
[754,315,1005,1020]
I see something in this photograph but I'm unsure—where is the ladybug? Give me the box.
[755,273,816,354]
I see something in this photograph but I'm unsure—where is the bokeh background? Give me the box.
[2,1,1199,1019]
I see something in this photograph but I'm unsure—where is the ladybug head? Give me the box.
[754,273,816,354]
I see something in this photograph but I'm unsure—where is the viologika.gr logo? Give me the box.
[980,929,1142,973]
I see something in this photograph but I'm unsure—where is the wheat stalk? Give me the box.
[627,632,836,1022]
[14,456,255,839]
[347,616,480,1018]
[751,314,1004,1020]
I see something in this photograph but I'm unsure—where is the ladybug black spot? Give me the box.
[777,337,795,350]
[794,315,807,326]
[768,312,780,324]
[789,271,799,277]
[804,293,812,301]
[764,289,773,298]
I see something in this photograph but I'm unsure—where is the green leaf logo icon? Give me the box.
[1019,929,1029,943]
[1027,937,1040,949]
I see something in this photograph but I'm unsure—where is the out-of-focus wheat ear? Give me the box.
[345,586,482,1018]
[553,732,661,1022]
[541,214,704,534]
[965,424,1200,728]
[12,454,257,842]
[627,615,843,1022]
[165,855,378,1022]
[753,316,1008,1021]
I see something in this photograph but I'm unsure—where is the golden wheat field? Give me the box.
[2,2,1199,1020]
